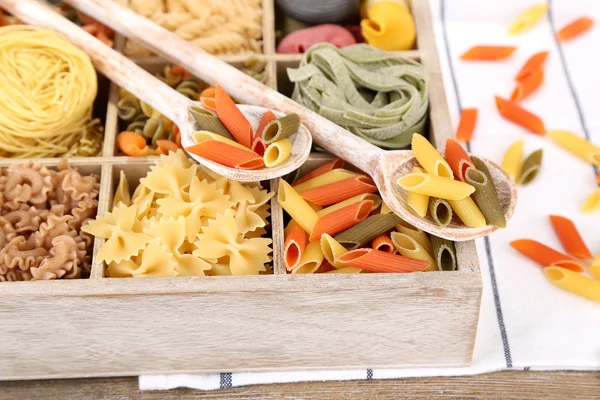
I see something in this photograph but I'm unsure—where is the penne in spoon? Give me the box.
[0,0,311,182]
[3,0,518,241]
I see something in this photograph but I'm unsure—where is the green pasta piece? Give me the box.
[334,214,402,250]
[517,149,543,186]
[466,158,507,228]
[262,114,301,144]
[428,198,452,228]
[117,97,141,122]
[188,106,234,140]
[155,66,182,88]
[142,117,164,144]
[127,120,146,133]
[176,80,202,99]
[430,235,457,271]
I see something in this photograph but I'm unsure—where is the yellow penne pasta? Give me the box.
[507,4,548,35]
[547,130,600,167]
[278,179,318,234]
[309,203,323,212]
[398,172,474,200]
[581,188,600,213]
[391,232,438,271]
[502,139,524,182]
[193,130,248,151]
[411,134,454,178]
[320,233,349,268]
[396,221,434,256]
[293,169,358,193]
[284,219,297,236]
[292,241,324,274]
[590,264,600,281]
[317,193,382,217]
[263,138,292,168]
[325,267,362,274]
[448,197,487,228]
[380,201,392,214]
[406,166,429,217]
[544,266,600,303]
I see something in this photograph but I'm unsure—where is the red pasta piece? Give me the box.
[200,97,216,112]
[300,176,378,206]
[516,51,549,81]
[372,234,394,253]
[314,260,337,274]
[215,83,253,148]
[293,158,345,186]
[460,46,517,61]
[284,224,309,271]
[596,172,600,184]
[511,66,544,102]
[549,215,593,259]
[557,17,594,42]
[255,110,277,140]
[186,141,264,170]
[252,136,267,157]
[455,108,478,141]
[445,138,475,182]
[495,96,546,135]
[309,200,373,242]
[510,239,584,272]
[336,248,430,273]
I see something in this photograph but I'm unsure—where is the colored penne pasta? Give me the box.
[455,108,478,142]
[398,172,475,200]
[544,266,600,303]
[314,260,337,274]
[467,157,507,228]
[412,133,454,178]
[395,221,434,256]
[193,131,249,151]
[518,149,543,185]
[301,176,378,206]
[445,139,475,182]
[549,215,592,259]
[334,214,402,250]
[200,96,216,112]
[317,194,382,217]
[372,233,395,254]
[430,235,457,271]
[215,83,253,148]
[262,113,301,144]
[292,241,324,274]
[252,136,266,156]
[581,188,600,213]
[293,158,345,186]
[495,96,546,135]
[590,265,600,281]
[263,138,292,168]
[460,46,517,61]
[406,167,430,217]
[390,232,437,271]
[188,106,233,139]
[502,139,525,182]
[447,197,487,228]
[547,130,600,167]
[278,179,319,234]
[310,200,373,242]
[428,197,453,228]
[557,17,594,42]
[324,266,362,274]
[255,110,277,140]
[336,248,430,273]
[293,169,358,193]
[508,4,548,36]
[516,51,549,81]
[510,239,584,272]
[284,223,309,271]
[596,172,600,184]
[511,66,543,102]
[380,201,393,214]
[185,140,264,170]
[320,233,350,268]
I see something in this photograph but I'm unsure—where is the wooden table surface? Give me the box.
[1,371,599,399]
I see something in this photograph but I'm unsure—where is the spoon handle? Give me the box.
[63,0,385,175]
[0,0,194,130]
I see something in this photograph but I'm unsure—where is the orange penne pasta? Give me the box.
[557,17,594,42]
[314,259,337,274]
[200,96,216,112]
[511,66,544,102]
[549,215,593,259]
[309,200,373,242]
[300,176,378,206]
[255,110,277,140]
[516,51,549,81]
[460,46,517,61]
[445,138,475,182]
[596,172,600,184]
[510,239,584,272]
[186,140,264,170]
[293,158,345,186]
[336,248,430,273]
[455,108,478,141]
[495,96,546,135]
[284,224,309,271]
[214,83,253,148]
[199,86,216,99]
[372,233,395,253]
[252,136,266,157]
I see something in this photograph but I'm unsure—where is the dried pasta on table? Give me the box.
[544,266,600,303]
[547,130,600,167]
[549,215,593,259]
[502,139,525,182]
[510,239,584,272]
[518,149,543,185]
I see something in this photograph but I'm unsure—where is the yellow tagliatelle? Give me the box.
[508,4,548,35]
[544,266,600,303]
[502,139,524,182]
[547,130,600,167]
[581,188,600,213]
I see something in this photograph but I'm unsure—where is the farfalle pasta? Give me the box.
[0,160,99,282]
[84,150,273,278]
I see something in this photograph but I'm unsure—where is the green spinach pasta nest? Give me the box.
[287,43,429,149]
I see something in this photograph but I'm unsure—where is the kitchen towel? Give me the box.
[140,0,600,390]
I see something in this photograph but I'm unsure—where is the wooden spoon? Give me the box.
[0,0,312,182]
[4,0,518,241]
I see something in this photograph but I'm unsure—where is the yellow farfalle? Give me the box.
[140,163,197,199]
[131,240,178,277]
[113,170,131,207]
[212,176,255,205]
[234,186,274,234]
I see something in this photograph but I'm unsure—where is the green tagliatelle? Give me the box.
[287,43,429,149]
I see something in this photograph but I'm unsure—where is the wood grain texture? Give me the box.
[1,372,599,400]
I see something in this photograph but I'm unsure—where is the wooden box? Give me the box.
[0,0,482,380]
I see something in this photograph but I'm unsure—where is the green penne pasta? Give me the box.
[262,114,301,144]
[117,97,141,122]
[430,235,457,271]
[428,198,453,228]
[189,106,234,140]
[334,214,402,250]
[517,149,543,185]
[467,158,507,228]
